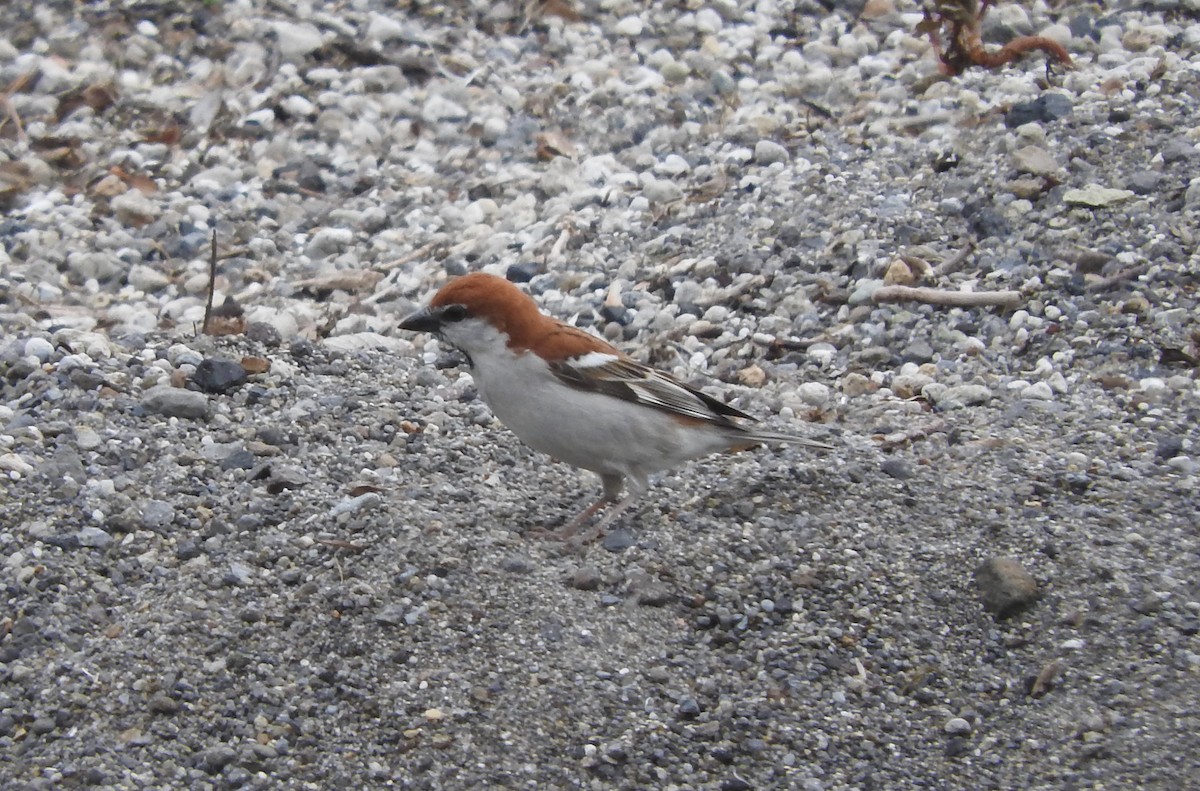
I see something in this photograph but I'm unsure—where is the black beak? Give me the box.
[399,306,448,333]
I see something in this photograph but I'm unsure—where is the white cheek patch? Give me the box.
[572,351,621,369]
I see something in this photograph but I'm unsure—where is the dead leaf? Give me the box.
[90,173,128,197]
[532,0,582,22]
[56,83,117,122]
[108,166,158,194]
[535,131,576,160]
[141,120,182,145]
[203,315,247,336]
[0,161,34,206]
[240,356,271,375]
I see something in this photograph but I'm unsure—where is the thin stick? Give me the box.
[0,71,34,142]
[873,285,1021,308]
[202,229,216,334]
[377,240,443,272]
[932,238,977,278]
[1086,264,1147,292]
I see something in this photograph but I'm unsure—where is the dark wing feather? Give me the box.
[548,354,754,427]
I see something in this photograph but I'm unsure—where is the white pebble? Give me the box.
[1022,381,1054,400]
[273,21,324,61]
[694,8,723,34]
[641,177,683,204]
[754,140,789,165]
[0,452,34,477]
[24,337,54,362]
[795,382,830,407]
[280,94,316,117]
[127,264,171,292]
[1166,456,1196,474]
[74,427,103,451]
[614,16,644,36]
[1064,452,1090,469]
[807,343,837,366]
[366,13,406,42]
[655,155,691,177]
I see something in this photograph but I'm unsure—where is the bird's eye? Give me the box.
[441,304,469,322]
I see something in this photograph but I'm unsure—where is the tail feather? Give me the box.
[735,427,835,451]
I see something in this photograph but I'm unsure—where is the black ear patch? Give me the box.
[441,304,469,322]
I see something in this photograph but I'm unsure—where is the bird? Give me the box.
[400,272,832,539]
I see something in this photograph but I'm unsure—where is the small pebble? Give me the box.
[141,386,209,419]
[795,382,830,407]
[975,557,1039,618]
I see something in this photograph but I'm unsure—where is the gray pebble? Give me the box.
[306,228,354,258]
[925,383,993,410]
[603,528,635,553]
[1126,171,1163,195]
[569,566,603,591]
[140,500,176,530]
[795,382,830,407]
[76,527,112,549]
[195,745,238,775]
[1161,139,1195,163]
[1012,146,1062,178]
[225,561,253,586]
[148,694,180,714]
[220,449,257,471]
[849,279,884,306]
[375,604,408,627]
[192,358,248,394]
[141,385,208,419]
[1005,93,1072,127]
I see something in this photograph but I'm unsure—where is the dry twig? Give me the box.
[315,538,367,553]
[873,285,1022,308]
[202,229,217,334]
[932,238,978,278]
[1086,264,1148,292]
[0,71,35,141]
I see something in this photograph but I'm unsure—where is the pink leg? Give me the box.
[528,474,641,544]
[565,492,640,545]
[526,495,612,542]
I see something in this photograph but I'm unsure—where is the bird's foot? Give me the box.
[526,493,637,547]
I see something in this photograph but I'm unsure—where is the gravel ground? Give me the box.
[2,0,1199,789]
